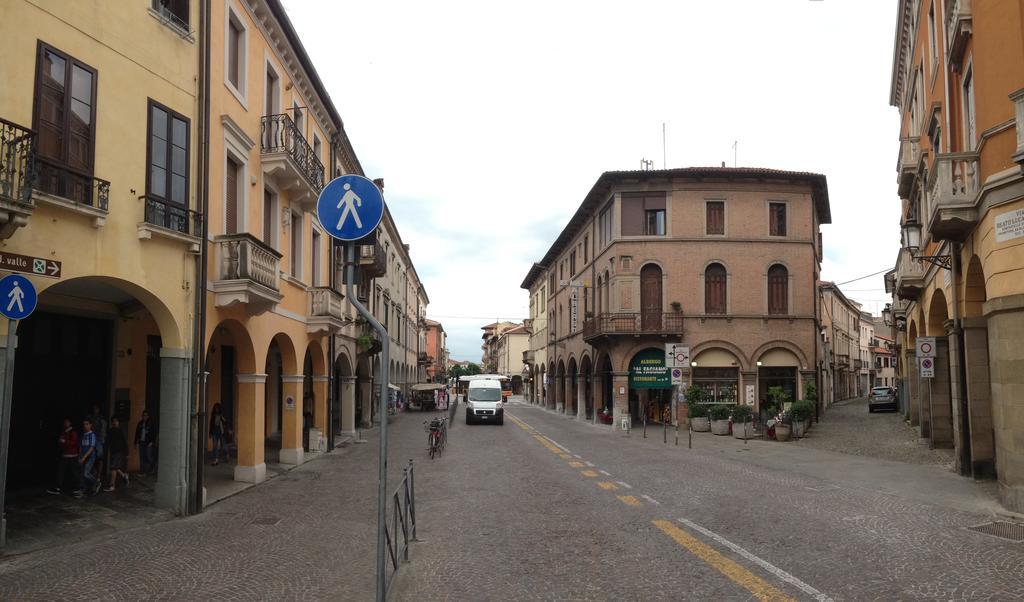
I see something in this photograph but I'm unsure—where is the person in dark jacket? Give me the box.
[209,403,230,466]
[104,416,129,491]
[47,418,79,496]
[134,410,157,475]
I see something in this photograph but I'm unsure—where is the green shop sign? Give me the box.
[628,347,671,389]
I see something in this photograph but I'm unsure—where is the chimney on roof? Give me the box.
[373,178,384,191]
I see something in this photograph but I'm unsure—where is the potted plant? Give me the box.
[775,411,793,441]
[791,400,813,438]
[670,301,682,312]
[731,404,754,439]
[684,385,709,432]
[709,404,731,435]
[688,402,710,432]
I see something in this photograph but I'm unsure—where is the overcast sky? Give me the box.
[284,0,901,362]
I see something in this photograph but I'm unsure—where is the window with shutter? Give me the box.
[706,201,724,235]
[769,203,787,236]
[768,265,788,315]
[227,20,241,88]
[225,158,239,234]
[263,189,274,245]
[705,263,727,315]
[311,229,321,286]
[622,192,666,236]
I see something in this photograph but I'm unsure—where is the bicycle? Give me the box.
[424,418,444,459]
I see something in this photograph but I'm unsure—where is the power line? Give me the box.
[834,268,891,287]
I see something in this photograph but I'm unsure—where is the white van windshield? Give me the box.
[470,388,502,402]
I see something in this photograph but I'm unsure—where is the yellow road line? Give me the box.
[569,461,584,468]
[652,520,795,602]
[597,481,619,490]
[580,470,599,477]
[617,495,642,507]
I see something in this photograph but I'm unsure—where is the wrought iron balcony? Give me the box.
[926,152,980,240]
[0,118,36,238]
[307,286,345,334]
[211,233,283,313]
[358,239,387,278]
[945,0,972,65]
[582,311,683,342]
[897,136,921,198]
[836,353,850,367]
[36,159,109,210]
[417,351,431,365]
[260,113,325,204]
[895,248,925,300]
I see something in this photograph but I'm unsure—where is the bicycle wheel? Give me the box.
[429,435,436,459]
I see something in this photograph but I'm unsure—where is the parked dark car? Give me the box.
[868,386,898,413]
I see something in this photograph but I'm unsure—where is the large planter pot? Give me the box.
[775,423,792,441]
[732,421,753,439]
[711,419,730,435]
[793,420,806,439]
[803,418,811,432]
[691,417,711,432]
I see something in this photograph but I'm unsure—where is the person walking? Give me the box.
[47,418,79,496]
[104,416,129,492]
[209,403,229,466]
[135,410,157,476]
[87,404,108,486]
[79,419,100,496]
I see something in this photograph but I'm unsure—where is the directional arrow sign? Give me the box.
[0,251,61,279]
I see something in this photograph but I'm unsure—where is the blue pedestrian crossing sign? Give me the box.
[316,174,385,242]
[0,274,37,320]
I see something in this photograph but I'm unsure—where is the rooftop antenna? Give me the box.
[662,123,667,169]
[641,158,654,171]
[732,140,738,167]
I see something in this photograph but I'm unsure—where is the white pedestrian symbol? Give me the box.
[7,280,25,314]
[336,183,363,231]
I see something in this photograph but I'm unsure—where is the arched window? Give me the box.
[768,264,788,315]
[705,263,727,314]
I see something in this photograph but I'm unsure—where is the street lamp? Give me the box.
[881,303,893,327]
[901,217,951,270]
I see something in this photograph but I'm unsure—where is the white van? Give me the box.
[465,378,504,425]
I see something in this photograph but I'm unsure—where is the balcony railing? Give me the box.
[215,233,281,290]
[895,248,925,300]
[358,239,387,278]
[897,136,920,197]
[260,113,325,193]
[836,353,850,367]
[143,195,202,236]
[582,311,683,341]
[36,159,109,210]
[945,0,972,64]
[310,286,344,319]
[0,118,36,207]
[417,351,431,365]
[1013,89,1024,168]
[926,152,980,239]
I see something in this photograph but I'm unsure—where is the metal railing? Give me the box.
[582,311,683,340]
[36,159,109,209]
[0,118,36,206]
[143,195,202,236]
[384,459,417,595]
[260,113,325,192]
[215,233,281,290]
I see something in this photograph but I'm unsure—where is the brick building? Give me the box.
[521,167,831,430]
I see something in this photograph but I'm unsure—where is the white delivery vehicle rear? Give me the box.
[465,378,504,425]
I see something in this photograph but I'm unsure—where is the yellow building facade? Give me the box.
[889,0,1024,511]
[0,0,201,512]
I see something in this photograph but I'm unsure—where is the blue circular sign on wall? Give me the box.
[316,174,385,242]
[0,273,37,320]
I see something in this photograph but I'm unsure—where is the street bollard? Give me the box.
[675,422,678,446]
[663,418,667,444]
[688,423,692,449]
[643,411,647,439]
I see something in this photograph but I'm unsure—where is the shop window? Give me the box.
[693,368,738,404]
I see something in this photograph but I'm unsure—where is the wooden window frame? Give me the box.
[705,200,725,236]
[704,263,727,315]
[33,41,99,178]
[767,264,789,315]
[224,1,248,106]
[768,202,787,237]
[146,99,191,207]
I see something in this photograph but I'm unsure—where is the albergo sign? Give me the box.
[628,347,671,389]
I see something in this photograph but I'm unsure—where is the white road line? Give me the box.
[546,438,572,453]
[616,481,632,489]
[675,517,833,602]
[573,454,582,459]
[599,470,611,476]
[584,461,595,467]
[640,494,659,505]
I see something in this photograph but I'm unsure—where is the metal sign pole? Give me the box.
[344,244,389,602]
[0,319,16,547]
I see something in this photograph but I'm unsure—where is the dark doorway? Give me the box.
[9,312,112,491]
[640,264,663,330]
[220,345,236,428]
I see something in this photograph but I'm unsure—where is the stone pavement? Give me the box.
[793,396,955,469]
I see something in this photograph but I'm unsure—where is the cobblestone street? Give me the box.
[793,397,955,469]
[2,397,1023,600]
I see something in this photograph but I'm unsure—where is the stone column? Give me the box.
[945,320,968,473]
[235,374,267,483]
[155,348,190,513]
[340,375,357,436]
[984,294,1024,512]
[313,375,328,432]
[905,348,919,425]
[611,371,630,431]
[577,374,586,420]
[556,375,564,413]
[280,375,304,465]
[740,370,757,408]
[928,337,954,449]
[963,317,995,478]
